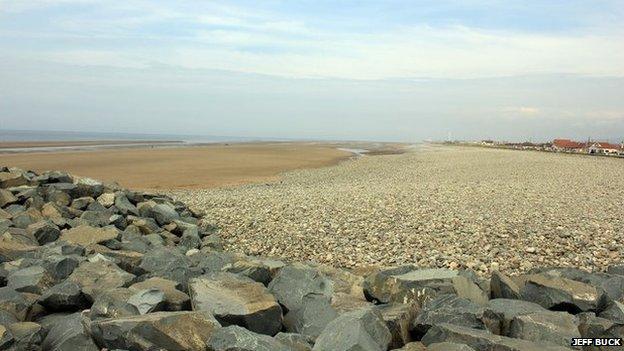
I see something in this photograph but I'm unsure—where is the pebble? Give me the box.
[170,145,624,276]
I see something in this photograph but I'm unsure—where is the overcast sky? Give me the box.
[1,0,623,142]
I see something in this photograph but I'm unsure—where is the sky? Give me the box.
[0,0,623,142]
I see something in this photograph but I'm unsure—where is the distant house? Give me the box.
[588,142,624,155]
[552,139,586,152]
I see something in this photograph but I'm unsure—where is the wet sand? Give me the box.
[0,140,177,149]
[0,143,351,189]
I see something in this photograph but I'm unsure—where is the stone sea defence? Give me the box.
[0,165,622,350]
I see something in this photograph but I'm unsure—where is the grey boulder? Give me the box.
[312,308,391,351]
[189,272,282,336]
[90,311,221,351]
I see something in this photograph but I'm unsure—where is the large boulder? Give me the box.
[0,189,18,207]
[41,312,99,351]
[422,323,573,351]
[428,342,475,351]
[508,311,581,348]
[520,273,599,313]
[413,294,485,338]
[0,171,31,188]
[114,193,139,216]
[137,247,199,289]
[67,260,135,302]
[363,267,488,307]
[0,287,36,321]
[90,310,221,351]
[312,308,391,351]
[138,201,180,226]
[6,265,55,294]
[490,270,522,299]
[189,272,282,336]
[5,321,45,350]
[268,263,333,312]
[206,325,291,351]
[38,280,88,311]
[375,302,418,349]
[129,277,190,311]
[283,294,338,340]
[223,256,285,285]
[0,234,37,262]
[26,221,60,245]
[481,298,549,336]
[59,225,118,247]
[274,332,313,351]
[90,288,140,319]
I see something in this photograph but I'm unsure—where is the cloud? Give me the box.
[2,2,624,79]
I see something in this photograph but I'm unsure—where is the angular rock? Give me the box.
[0,235,37,262]
[96,192,115,207]
[127,288,166,315]
[598,299,624,323]
[90,311,221,351]
[39,280,88,311]
[520,273,599,313]
[138,201,180,226]
[413,294,485,338]
[189,272,282,335]
[482,298,549,336]
[90,288,138,319]
[89,245,143,275]
[275,332,313,351]
[137,247,199,289]
[0,287,36,321]
[283,294,338,340]
[59,225,118,247]
[206,325,290,351]
[224,256,285,286]
[114,193,139,216]
[363,267,488,307]
[375,303,418,349]
[6,321,45,350]
[0,325,13,350]
[508,311,581,348]
[491,270,522,299]
[26,221,60,245]
[11,208,43,229]
[41,312,98,351]
[70,196,94,210]
[607,265,624,276]
[179,226,201,250]
[68,260,135,302]
[3,227,38,246]
[422,323,572,351]
[0,189,18,207]
[313,308,391,351]
[73,177,104,198]
[268,263,334,312]
[129,277,190,311]
[428,342,476,351]
[393,342,429,350]
[80,210,112,227]
[6,265,55,294]
[0,171,30,188]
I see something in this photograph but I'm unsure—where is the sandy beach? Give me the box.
[170,145,624,276]
[0,140,179,149]
[0,142,352,189]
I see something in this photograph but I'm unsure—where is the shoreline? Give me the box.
[0,141,405,190]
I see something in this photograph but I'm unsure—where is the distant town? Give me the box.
[443,138,624,157]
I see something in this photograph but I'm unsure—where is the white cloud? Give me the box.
[2,2,624,80]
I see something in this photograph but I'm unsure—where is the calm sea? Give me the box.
[0,129,272,144]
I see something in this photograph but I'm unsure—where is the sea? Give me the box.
[0,129,294,153]
[0,129,266,144]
